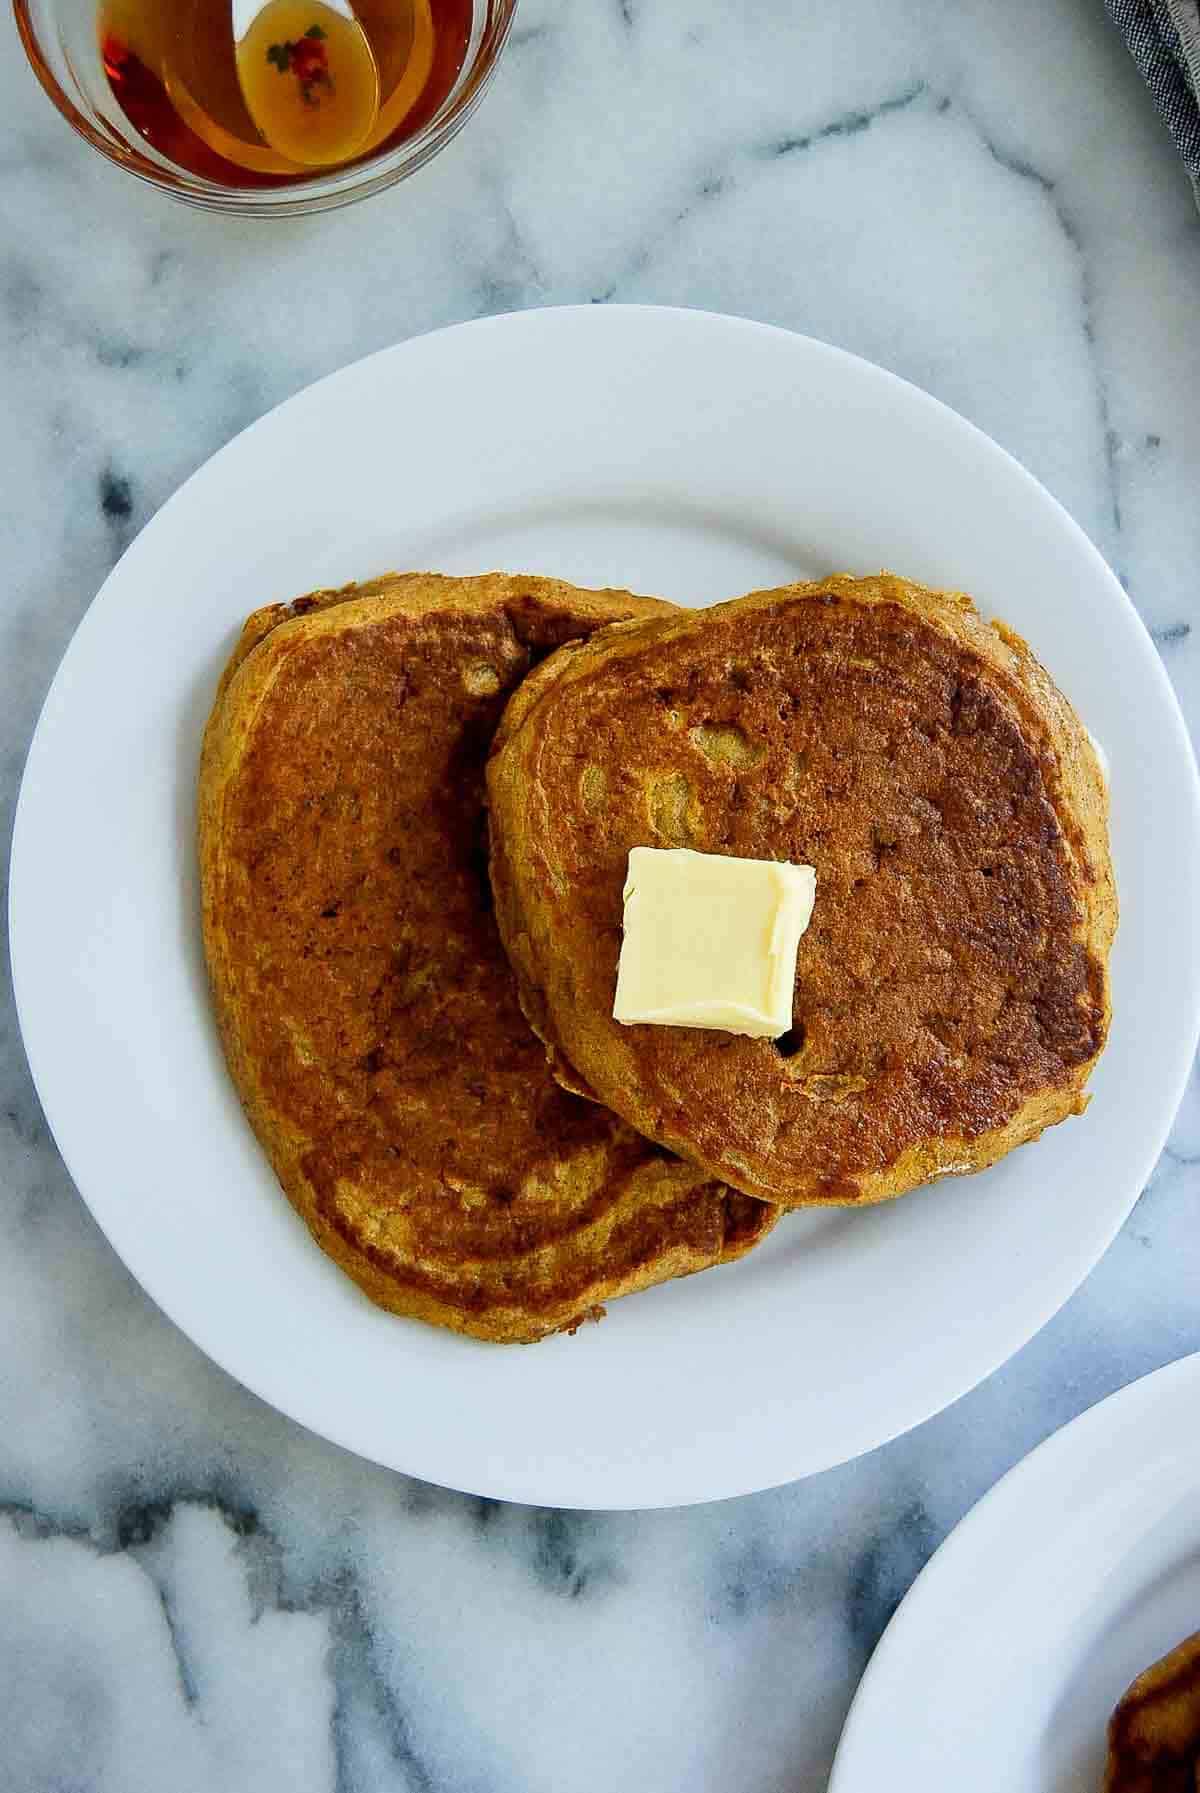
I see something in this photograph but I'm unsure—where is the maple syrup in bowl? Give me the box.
[15,0,517,212]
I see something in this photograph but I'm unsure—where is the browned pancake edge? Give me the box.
[1104,1629,1200,1791]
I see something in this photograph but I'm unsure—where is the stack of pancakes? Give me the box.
[199,569,1115,1342]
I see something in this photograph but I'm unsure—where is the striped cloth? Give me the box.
[1105,0,1200,203]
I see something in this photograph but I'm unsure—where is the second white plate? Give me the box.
[10,306,1200,1506]
[831,1352,1200,1792]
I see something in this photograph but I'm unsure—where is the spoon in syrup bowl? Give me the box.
[231,0,380,166]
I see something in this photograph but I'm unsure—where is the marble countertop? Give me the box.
[3,1,1199,1788]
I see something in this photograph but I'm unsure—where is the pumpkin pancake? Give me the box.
[199,573,773,1342]
[1105,1630,1200,1792]
[487,573,1116,1208]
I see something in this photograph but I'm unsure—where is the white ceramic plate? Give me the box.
[831,1352,1200,1791]
[10,307,1200,1508]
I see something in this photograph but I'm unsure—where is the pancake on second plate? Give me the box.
[1104,1630,1200,1791]
[487,572,1116,1209]
[199,573,773,1342]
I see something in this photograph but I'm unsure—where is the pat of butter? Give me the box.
[613,847,816,1039]
[1086,728,1110,786]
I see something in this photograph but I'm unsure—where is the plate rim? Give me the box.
[828,1350,1200,1787]
[9,303,1200,1508]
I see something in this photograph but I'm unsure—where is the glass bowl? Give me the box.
[14,0,518,215]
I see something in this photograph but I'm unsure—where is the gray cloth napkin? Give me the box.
[1106,0,1200,202]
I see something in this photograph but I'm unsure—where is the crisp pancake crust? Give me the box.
[487,574,1117,1208]
[199,573,773,1343]
[1104,1631,1200,1792]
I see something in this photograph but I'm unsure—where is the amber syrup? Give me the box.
[100,0,472,185]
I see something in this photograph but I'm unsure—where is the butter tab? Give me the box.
[1086,728,1110,786]
[613,847,816,1039]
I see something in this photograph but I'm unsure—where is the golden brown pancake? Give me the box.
[198,572,773,1343]
[1104,1631,1200,1792]
[487,573,1116,1208]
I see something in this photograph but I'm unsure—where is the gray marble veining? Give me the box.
[2,1,1199,1789]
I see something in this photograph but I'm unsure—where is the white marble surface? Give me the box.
[2,2,1200,1789]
